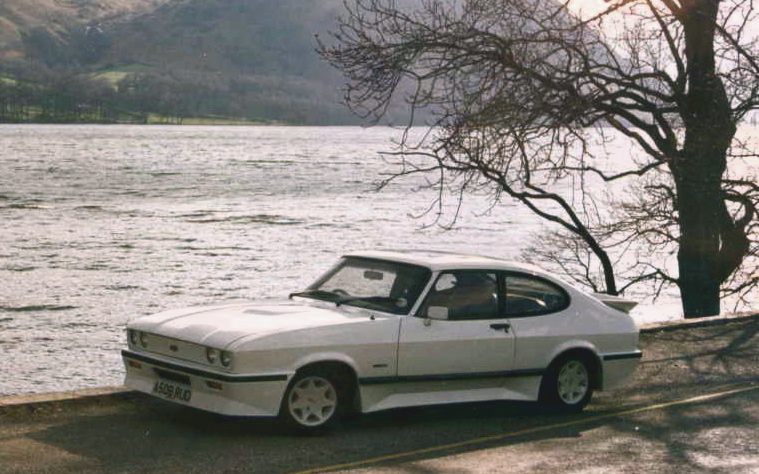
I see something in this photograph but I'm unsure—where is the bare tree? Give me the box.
[319,0,759,317]
[524,166,757,312]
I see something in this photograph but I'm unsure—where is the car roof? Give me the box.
[346,250,552,276]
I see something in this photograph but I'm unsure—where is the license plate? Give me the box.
[153,380,192,403]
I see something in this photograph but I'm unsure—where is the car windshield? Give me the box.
[293,257,431,315]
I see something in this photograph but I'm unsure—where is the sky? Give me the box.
[565,0,759,34]
[565,0,611,18]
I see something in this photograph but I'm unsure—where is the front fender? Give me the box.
[290,351,362,375]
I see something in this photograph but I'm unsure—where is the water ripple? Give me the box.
[0,305,78,312]
[184,214,305,225]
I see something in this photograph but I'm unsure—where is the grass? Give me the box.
[88,64,155,86]
[174,116,274,126]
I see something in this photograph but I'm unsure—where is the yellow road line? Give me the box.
[293,383,759,474]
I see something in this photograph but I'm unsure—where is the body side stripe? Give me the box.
[602,350,643,361]
[359,368,545,386]
[122,350,289,383]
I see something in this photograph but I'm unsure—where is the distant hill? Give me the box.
[106,0,342,76]
[0,0,372,124]
[99,0,356,123]
[0,0,167,62]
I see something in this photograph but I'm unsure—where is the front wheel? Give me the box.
[540,356,594,412]
[280,371,343,433]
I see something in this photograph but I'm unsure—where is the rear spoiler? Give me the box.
[592,293,639,314]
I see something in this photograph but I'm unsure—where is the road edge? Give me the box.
[639,311,759,333]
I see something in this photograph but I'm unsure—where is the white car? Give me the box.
[122,250,641,432]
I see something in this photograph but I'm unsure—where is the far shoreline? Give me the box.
[0,118,289,126]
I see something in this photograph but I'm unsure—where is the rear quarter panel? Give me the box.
[509,288,639,375]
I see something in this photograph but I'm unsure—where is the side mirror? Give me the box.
[427,306,449,320]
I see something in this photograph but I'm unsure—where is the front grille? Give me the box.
[140,333,209,366]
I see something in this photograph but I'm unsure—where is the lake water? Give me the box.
[0,124,749,396]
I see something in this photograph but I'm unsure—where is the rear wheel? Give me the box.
[280,369,344,433]
[540,356,594,412]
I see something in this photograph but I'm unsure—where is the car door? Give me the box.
[397,271,516,377]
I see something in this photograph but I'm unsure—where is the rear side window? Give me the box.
[503,274,569,316]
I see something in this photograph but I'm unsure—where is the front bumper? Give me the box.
[122,350,291,417]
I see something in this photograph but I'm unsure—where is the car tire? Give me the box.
[540,355,594,412]
[280,369,345,434]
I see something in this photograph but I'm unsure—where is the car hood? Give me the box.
[128,300,375,348]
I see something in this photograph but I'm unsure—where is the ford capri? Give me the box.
[122,250,642,432]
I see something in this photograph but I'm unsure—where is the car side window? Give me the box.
[420,271,499,320]
[503,274,568,316]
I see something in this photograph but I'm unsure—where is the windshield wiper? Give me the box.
[288,290,341,301]
[333,295,368,306]
[290,291,400,312]
[335,295,399,308]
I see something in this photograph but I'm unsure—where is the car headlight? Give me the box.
[128,330,148,348]
[220,351,232,368]
[206,347,219,364]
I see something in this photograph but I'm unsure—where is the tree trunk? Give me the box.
[673,157,725,317]
[675,0,736,318]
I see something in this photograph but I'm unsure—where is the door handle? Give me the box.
[489,323,511,333]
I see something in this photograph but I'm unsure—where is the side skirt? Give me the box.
[357,370,545,413]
